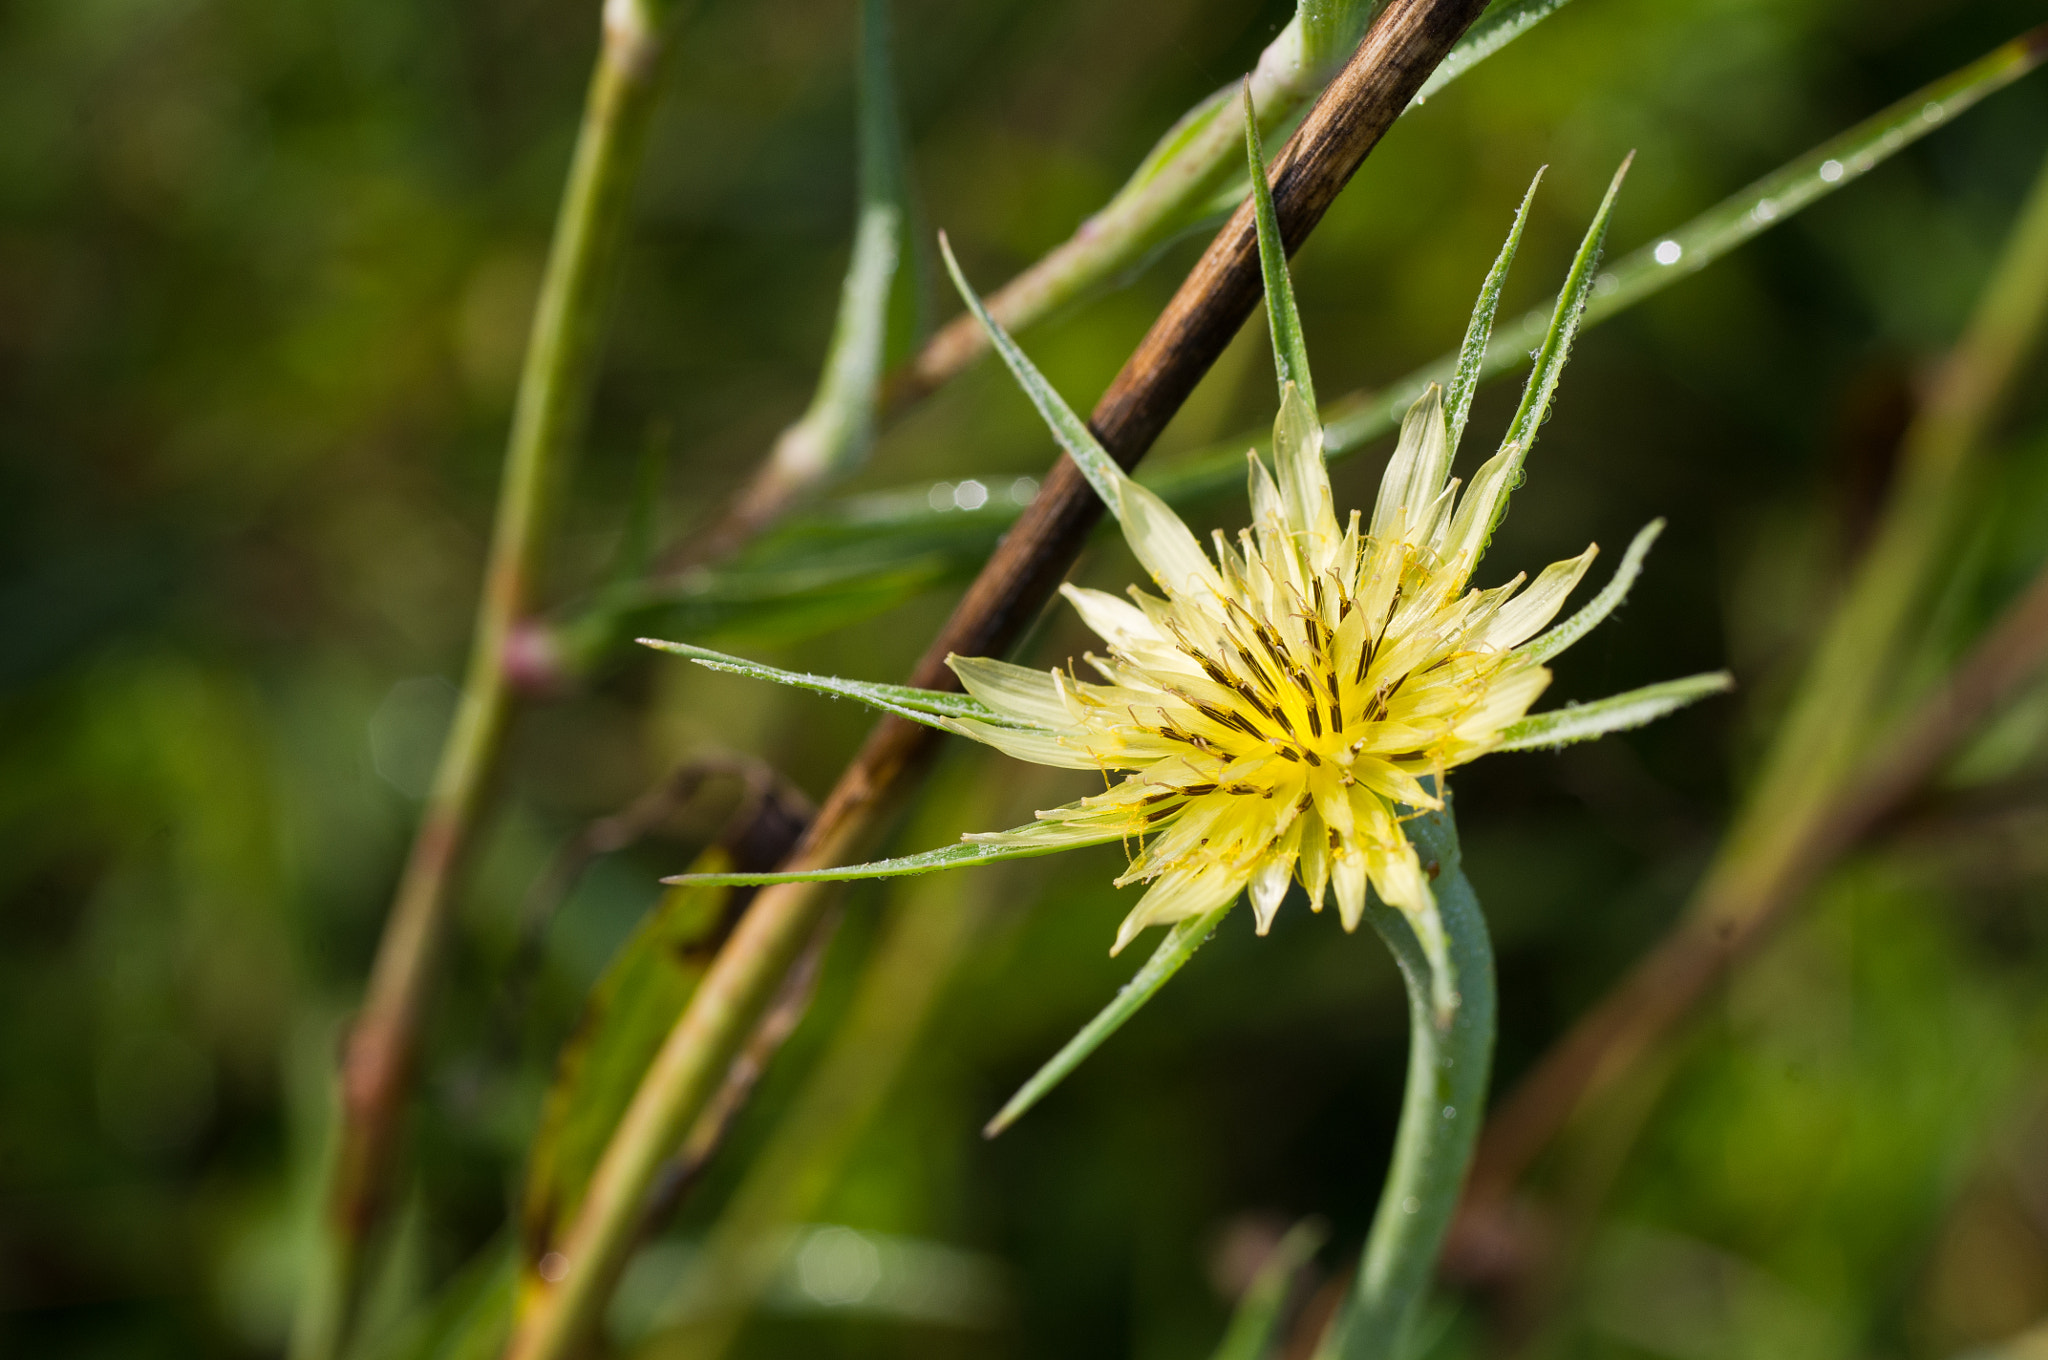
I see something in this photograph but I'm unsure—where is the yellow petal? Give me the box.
[947,654,1076,728]
[1478,544,1597,651]
[1111,862,1246,955]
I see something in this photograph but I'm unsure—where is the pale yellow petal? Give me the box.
[1274,381,1341,555]
[1476,544,1596,652]
[944,717,1103,770]
[946,654,1076,728]
[1116,477,1222,599]
[1371,385,1450,543]
[1111,862,1247,955]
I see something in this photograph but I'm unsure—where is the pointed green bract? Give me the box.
[1244,81,1315,410]
[1480,155,1631,555]
[1524,519,1664,663]
[939,233,1130,513]
[1445,170,1541,449]
[659,822,1127,887]
[637,638,1028,730]
[1497,671,1733,752]
[984,898,1237,1136]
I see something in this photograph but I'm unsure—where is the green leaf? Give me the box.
[1522,518,1663,663]
[1490,156,1631,520]
[759,0,914,490]
[1244,81,1315,410]
[1444,170,1540,450]
[1209,1218,1328,1360]
[1298,0,1386,72]
[938,233,1130,512]
[983,898,1238,1137]
[661,821,1126,887]
[521,853,740,1250]
[637,638,1031,731]
[1496,671,1733,752]
[1410,0,1577,105]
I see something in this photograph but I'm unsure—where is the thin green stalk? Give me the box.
[298,4,684,1357]
[1323,801,1495,1360]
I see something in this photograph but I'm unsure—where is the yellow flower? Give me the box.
[649,157,1728,977]
[944,378,1591,957]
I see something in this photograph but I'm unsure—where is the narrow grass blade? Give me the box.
[637,638,1026,730]
[761,0,913,490]
[1411,0,1577,105]
[939,233,1129,511]
[1497,671,1733,752]
[1445,170,1541,449]
[984,898,1237,1136]
[1209,1217,1328,1360]
[1245,81,1314,409]
[661,823,1126,886]
[1495,156,1629,480]
[1522,518,1663,663]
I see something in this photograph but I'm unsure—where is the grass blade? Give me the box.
[1522,518,1663,663]
[660,823,1127,887]
[756,0,913,493]
[939,233,1130,511]
[1411,0,1576,105]
[1497,671,1733,752]
[637,638,1023,729]
[1245,80,1315,408]
[984,898,1237,1137]
[1445,170,1541,449]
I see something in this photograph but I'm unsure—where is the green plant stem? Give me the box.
[298,6,682,1358]
[1465,137,2048,1216]
[1322,802,1495,1360]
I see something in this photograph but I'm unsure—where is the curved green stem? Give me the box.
[1325,801,1495,1360]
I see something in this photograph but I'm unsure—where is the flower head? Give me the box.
[651,152,1729,980]
[946,376,1591,956]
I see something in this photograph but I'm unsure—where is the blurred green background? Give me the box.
[5,0,2048,1357]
